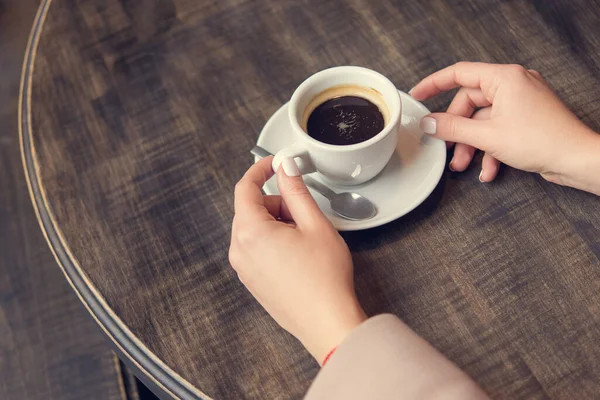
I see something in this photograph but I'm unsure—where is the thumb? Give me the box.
[420,113,490,150]
[276,157,328,229]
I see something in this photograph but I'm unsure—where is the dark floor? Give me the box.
[0,2,157,399]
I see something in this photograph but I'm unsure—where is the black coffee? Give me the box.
[306,96,385,146]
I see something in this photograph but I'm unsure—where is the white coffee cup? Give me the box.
[272,66,402,186]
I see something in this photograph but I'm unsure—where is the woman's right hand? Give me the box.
[410,62,600,195]
[229,157,366,365]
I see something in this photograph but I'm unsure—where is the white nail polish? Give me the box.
[282,157,301,177]
[479,170,485,182]
[420,117,436,135]
[449,159,456,172]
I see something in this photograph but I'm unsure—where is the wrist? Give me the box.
[545,127,600,195]
[301,296,367,364]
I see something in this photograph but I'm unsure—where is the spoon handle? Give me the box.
[249,146,272,159]
[250,146,336,199]
[302,176,336,199]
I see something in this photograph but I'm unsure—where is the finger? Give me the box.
[470,107,500,182]
[420,113,491,150]
[480,152,501,182]
[472,106,492,120]
[263,195,293,221]
[450,143,476,172]
[276,157,328,229]
[445,88,490,166]
[411,62,512,101]
[447,87,491,117]
[234,156,275,221]
[447,104,493,172]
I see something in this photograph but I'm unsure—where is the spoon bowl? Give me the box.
[330,192,377,221]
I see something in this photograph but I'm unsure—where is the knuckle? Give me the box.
[235,227,257,246]
[234,223,271,248]
[487,75,503,99]
[506,64,527,76]
[234,181,244,195]
[447,117,461,140]
[228,246,241,270]
[528,69,544,80]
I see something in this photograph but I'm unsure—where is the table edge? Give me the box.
[18,2,209,399]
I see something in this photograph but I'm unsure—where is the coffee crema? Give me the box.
[302,85,389,146]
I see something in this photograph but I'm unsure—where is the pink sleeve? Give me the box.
[305,314,489,400]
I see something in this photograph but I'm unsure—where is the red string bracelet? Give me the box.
[321,346,337,367]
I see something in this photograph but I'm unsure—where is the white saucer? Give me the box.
[256,91,446,231]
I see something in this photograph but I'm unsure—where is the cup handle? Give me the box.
[272,142,316,175]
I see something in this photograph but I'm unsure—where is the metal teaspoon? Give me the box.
[250,146,377,221]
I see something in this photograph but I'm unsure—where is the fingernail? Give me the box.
[282,157,300,177]
[449,159,456,172]
[408,86,416,96]
[420,117,436,134]
[479,170,485,183]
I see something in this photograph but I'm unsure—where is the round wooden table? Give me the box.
[21,1,600,399]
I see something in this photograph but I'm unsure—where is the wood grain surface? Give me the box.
[22,0,600,399]
[0,1,136,399]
